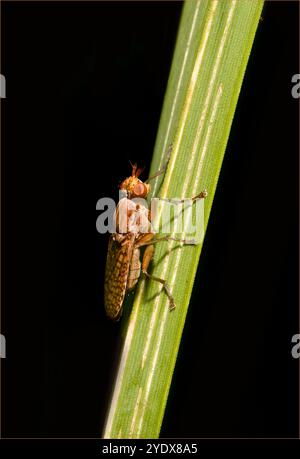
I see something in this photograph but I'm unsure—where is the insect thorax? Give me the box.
[114,197,153,235]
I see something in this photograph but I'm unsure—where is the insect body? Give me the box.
[104,161,207,321]
[104,164,154,320]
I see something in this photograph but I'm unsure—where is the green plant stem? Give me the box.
[103,0,264,439]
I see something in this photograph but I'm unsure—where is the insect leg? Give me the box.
[191,189,208,201]
[159,189,208,203]
[136,235,196,248]
[141,244,176,311]
[145,143,173,183]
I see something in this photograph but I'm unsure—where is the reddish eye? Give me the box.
[133,183,146,197]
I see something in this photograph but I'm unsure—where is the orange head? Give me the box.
[119,162,150,199]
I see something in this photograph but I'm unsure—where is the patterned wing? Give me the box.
[104,234,134,320]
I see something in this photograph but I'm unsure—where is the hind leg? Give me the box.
[141,244,175,311]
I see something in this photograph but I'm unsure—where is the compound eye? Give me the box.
[133,182,147,197]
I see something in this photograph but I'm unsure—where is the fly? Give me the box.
[104,149,207,320]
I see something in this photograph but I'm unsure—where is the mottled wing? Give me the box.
[104,234,134,320]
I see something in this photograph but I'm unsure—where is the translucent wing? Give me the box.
[104,234,134,320]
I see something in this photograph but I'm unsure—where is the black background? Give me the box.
[1,1,299,438]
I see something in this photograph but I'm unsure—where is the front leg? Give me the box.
[145,143,173,183]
